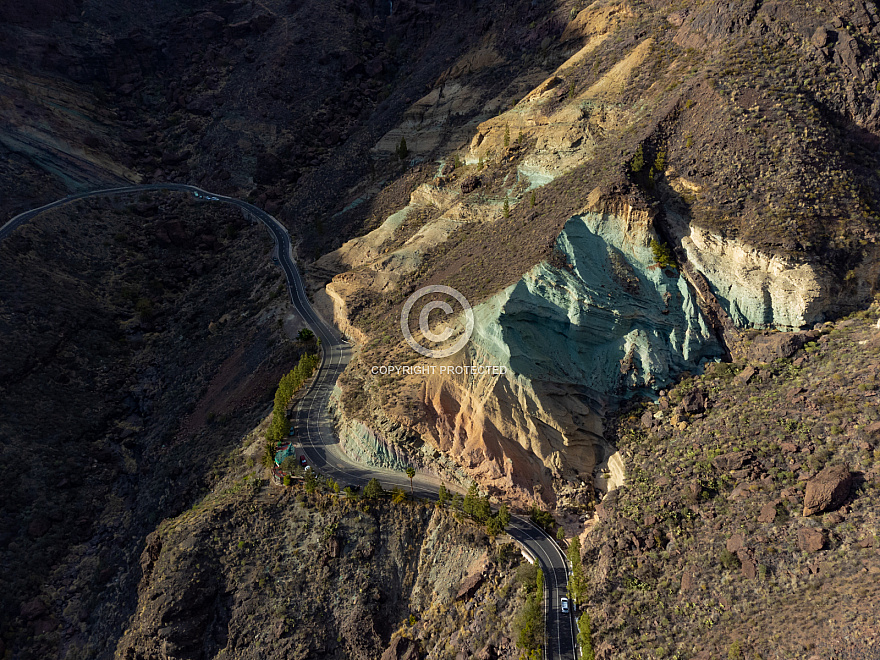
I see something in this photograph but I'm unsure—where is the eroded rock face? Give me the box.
[413,197,725,502]
[382,636,420,660]
[310,0,880,508]
[476,205,724,392]
[803,464,852,516]
[421,357,603,505]
[676,219,833,329]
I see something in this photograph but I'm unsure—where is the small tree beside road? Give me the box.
[363,478,384,500]
[567,536,587,607]
[405,466,415,495]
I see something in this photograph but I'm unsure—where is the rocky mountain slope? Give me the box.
[0,192,305,659]
[584,310,880,658]
[310,0,880,508]
[116,426,533,660]
[3,0,880,659]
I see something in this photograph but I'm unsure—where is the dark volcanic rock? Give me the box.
[456,571,486,600]
[460,174,481,194]
[802,464,852,516]
[749,333,806,362]
[678,389,706,414]
[798,527,825,552]
[20,598,47,621]
[382,635,420,660]
[712,451,752,472]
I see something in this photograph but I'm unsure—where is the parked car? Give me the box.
[561,598,569,614]
[300,455,308,467]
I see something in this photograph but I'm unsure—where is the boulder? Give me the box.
[802,464,852,516]
[680,569,694,592]
[726,533,745,553]
[712,451,751,471]
[737,365,756,383]
[798,527,825,552]
[739,554,757,579]
[678,389,706,414]
[381,635,420,660]
[757,502,778,524]
[27,516,51,538]
[748,333,806,362]
[365,57,384,77]
[811,26,832,48]
[20,598,47,621]
[455,571,485,600]
[460,175,481,194]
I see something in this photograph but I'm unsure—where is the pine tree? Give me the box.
[364,478,384,500]
[578,612,595,660]
[567,536,587,606]
[630,144,645,174]
[463,482,479,518]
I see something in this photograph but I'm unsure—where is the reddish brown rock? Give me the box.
[20,598,47,621]
[713,451,751,471]
[680,569,694,592]
[726,533,745,553]
[798,527,825,552]
[802,464,852,516]
[27,516,50,539]
[758,502,778,524]
[382,635,420,660]
[749,333,806,362]
[679,390,707,414]
[455,571,485,600]
[737,365,756,383]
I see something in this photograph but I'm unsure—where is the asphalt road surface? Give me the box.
[1,184,578,659]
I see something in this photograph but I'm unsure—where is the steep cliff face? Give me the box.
[474,206,722,391]
[0,192,303,660]
[418,197,724,503]
[117,444,530,660]
[312,0,880,508]
[670,210,880,330]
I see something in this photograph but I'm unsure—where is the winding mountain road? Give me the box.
[1,184,578,660]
